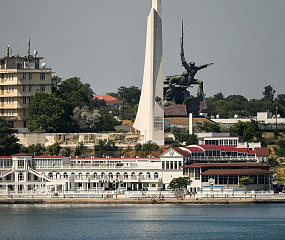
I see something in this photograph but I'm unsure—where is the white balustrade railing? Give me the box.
[34,165,161,170]
[72,176,163,182]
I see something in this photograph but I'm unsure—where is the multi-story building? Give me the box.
[0,154,181,196]
[161,145,271,192]
[0,143,271,197]
[0,40,52,132]
[211,112,285,130]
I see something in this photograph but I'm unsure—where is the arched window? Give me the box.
[154,172,158,179]
[116,172,120,179]
[124,172,128,179]
[78,172,83,179]
[56,172,61,179]
[131,172,136,177]
[146,172,151,179]
[93,172,97,178]
[64,172,68,178]
[109,172,113,180]
[139,172,143,178]
[101,172,105,180]
[48,172,53,179]
[86,172,90,178]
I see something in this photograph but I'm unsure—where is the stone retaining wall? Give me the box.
[16,132,142,148]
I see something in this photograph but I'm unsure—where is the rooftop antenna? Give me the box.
[27,38,31,57]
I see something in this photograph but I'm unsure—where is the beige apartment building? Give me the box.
[0,41,52,132]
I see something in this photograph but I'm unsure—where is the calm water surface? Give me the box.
[0,204,285,240]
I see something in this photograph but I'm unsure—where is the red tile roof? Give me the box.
[93,94,118,101]
[255,148,270,157]
[12,153,32,156]
[33,156,64,159]
[236,148,248,153]
[171,147,191,157]
[171,145,258,155]
[199,145,220,150]
[217,146,238,151]
[164,104,187,116]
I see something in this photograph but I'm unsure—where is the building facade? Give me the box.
[0,143,271,196]
[0,41,52,132]
[211,112,285,130]
[0,153,181,195]
[161,145,271,192]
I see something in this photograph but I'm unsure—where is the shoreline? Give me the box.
[1,198,285,205]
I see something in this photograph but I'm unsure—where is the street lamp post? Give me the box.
[275,106,278,130]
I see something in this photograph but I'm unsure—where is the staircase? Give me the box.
[0,168,14,178]
[28,167,51,181]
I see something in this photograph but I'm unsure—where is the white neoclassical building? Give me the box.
[0,153,182,196]
[0,142,271,197]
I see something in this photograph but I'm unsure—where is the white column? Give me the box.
[133,0,164,146]
[189,113,193,134]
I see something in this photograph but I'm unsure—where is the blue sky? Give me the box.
[1,0,284,99]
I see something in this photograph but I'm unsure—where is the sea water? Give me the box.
[0,204,284,240]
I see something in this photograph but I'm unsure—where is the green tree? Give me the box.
[275,94,285,106]
[0,117,21,155]
[59,147,72,157]
[20,143,46,156]
[239,176,253,190]
[141,141,159,152]
[72,106,101,132]
[275,139,285,157]
[51,75,62,93]
[168,177,192,191]
[108,92,119,99]
[229,120,261,142]
[92,97,107,109]
[117,86,141,106]
[135,143,142,152]
[269,157,279,167]
[173,129,198,145]
[97,108,120,132]
[205,90,284,119]
[55,77,94,109]
[94,139,118,157]
[28,92,71,132]
[74,142,86,157]
[49,142,61,156]
[262,85,276,102]
[135,141,160,157]
[202,121,221,133]
[118,105,137,121]
[212,92,224,101]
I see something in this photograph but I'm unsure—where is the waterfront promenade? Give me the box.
[1,195,285,204]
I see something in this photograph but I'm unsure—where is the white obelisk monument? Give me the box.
[133,0,164,146]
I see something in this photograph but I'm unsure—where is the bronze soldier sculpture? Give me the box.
[164,22,213,104]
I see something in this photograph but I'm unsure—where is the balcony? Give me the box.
[34,165,161,170]
[73,176,162,183]
[188,156,257,162]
